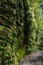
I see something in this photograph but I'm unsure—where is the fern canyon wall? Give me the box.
[0,0,41,65]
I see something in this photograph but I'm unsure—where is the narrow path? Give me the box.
[19,51,43,65]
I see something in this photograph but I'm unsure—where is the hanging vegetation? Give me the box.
[0,0,42,65]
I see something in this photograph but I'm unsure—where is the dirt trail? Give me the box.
[19,51,43,65]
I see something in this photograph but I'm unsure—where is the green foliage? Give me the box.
[16,48,25,61]
[0,0,42,65]
[22,0,39,54]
